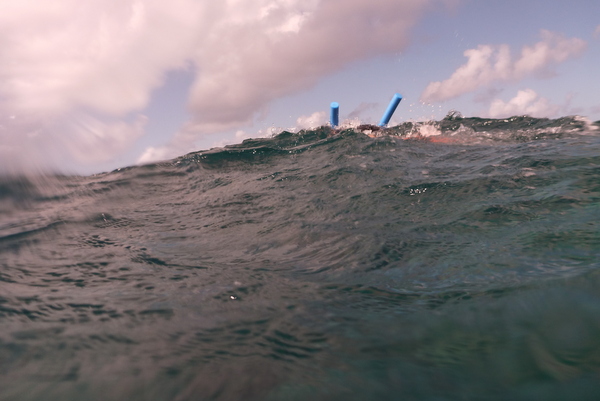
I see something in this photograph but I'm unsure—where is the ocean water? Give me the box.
[1,115,600,400]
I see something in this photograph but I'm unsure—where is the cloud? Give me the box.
[0,0,443,170]
[595,25,600,38]
[0,0,205,171]
[421,30,586,103]
[0,1,206,116]
[136,145,170,166]
[486,89,560,118]
[295,111,328,130]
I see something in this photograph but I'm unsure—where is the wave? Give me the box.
[1,115,599,400]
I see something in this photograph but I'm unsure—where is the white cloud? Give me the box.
[421,30,586,103]
[486,89,560,118]
[136,145,172,166]
[0,1,203,116]
[0,0,206,170]
[295,111,327,130]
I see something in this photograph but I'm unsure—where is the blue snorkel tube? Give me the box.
[330,102,339,127]
[378,93,403,127]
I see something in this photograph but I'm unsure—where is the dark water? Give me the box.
[1,115,600,400]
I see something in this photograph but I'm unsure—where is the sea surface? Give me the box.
[1,115,600,400]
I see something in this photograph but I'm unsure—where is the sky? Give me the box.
[0,0,599,175]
